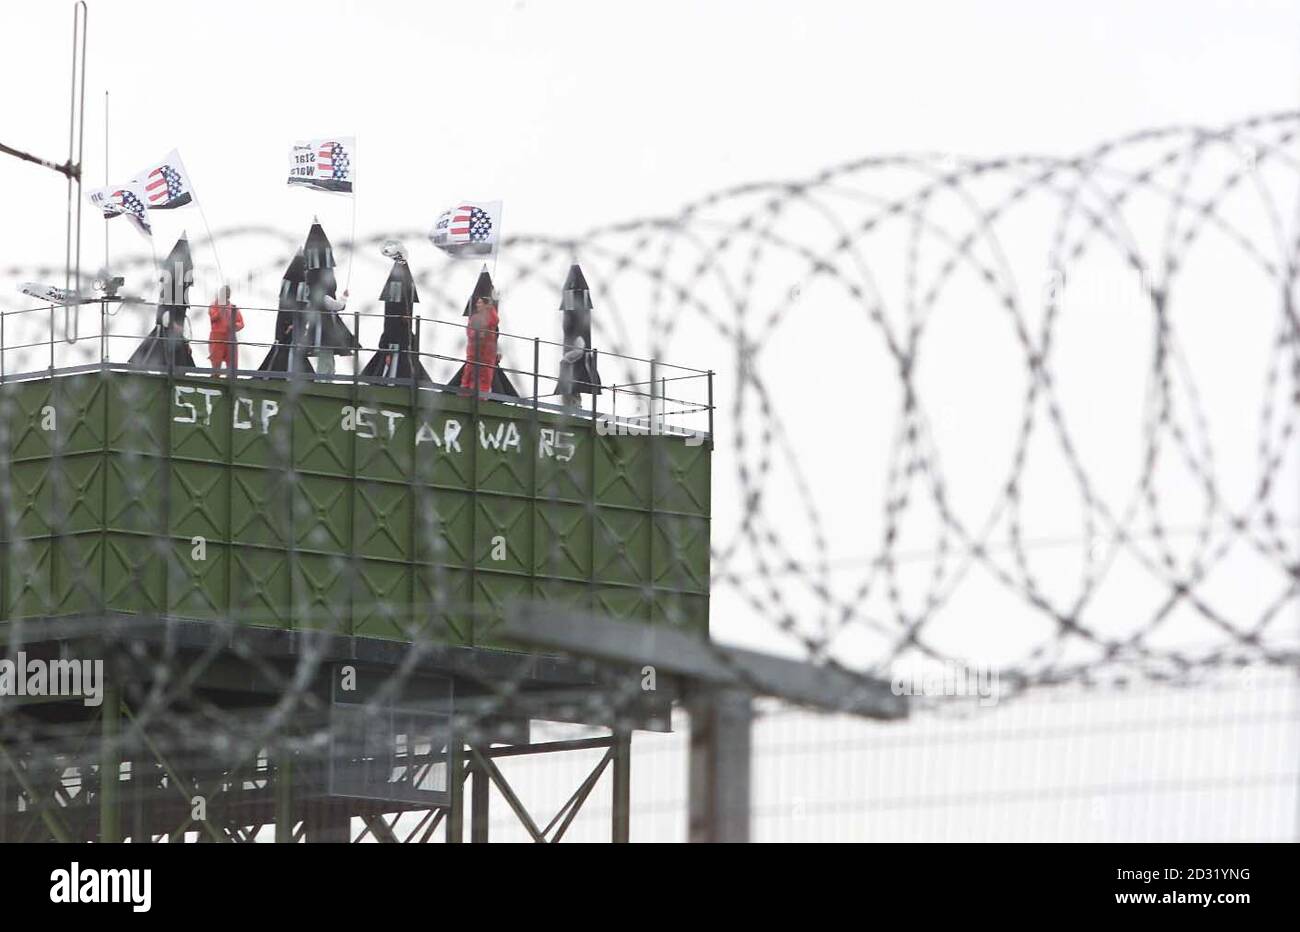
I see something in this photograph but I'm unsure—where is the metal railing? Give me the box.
[0,298,715,442]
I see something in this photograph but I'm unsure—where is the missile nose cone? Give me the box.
[562,264,589,293]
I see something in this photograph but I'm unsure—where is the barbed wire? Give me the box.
[1,113,1299,842]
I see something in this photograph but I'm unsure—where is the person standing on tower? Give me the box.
[449,267,518,397]
[207,285,244,371]
[301,219,358,378]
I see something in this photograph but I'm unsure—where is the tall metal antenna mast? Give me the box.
[0,2,88,316]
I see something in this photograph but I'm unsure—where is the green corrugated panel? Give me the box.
[103,533,165,614]
[536,419,591,502]
[594,433,651,509]
[229,383,292,469]
[293,391,355,477]
[651,590,709,635]
[6,538,53,616]
[230,466,292,549]
[168,539,227,619]
[533,577,589,614]
[0,371,712,641]
[351,385,414,482]
[414,486,472,566]
[594,585,651,624]
[104,454,165,534]
[231,546,292,627]
[7,460,54,539]
[105,374,167,455]
[354,481,411,562]
[53,374,107,457]
[294,474,351,553]
[473,572,531,646]
[653,514,711,594]
[475,414,531,496]
[170,381,230,462]
[655,440,711,516]
[353,560,412,638]
[534,501,591,581]
[593,508,651,586]
[5,381,53,461]
[292,552,351,633]
[169,461,228,541]
[420,415,474,489]
[415,565,472,644]
[53,533,102,614]
[474,495,531,575]
[54,453,106,534]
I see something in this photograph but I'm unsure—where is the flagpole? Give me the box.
[492,200,503,281]
[102,89,108,366]
[344,135,357,295]
[104,91,109,273]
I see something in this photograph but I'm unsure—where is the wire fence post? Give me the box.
[707,369,714,448]
[649,358,658,434]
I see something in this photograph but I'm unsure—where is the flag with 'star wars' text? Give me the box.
[287,137,355,194]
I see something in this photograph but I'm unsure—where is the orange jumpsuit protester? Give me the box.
[461,297,500,394]
[208,295,244,371]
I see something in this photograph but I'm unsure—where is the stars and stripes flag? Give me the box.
[287,137,355,194]
[429,200,503,260]
[87,181,153,239]
[130,149,194,209]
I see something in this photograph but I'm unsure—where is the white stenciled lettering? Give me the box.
[260,398,280,434]
[415,420,439,447]
[196,387,222,426]
[173,386,197,424]
[232,397,254,431]
[379,409,404,438]
[443,418,462,452]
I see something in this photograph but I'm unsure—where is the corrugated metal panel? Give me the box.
[103,533,165,614]
[168,539,227,619]
[0,371,711,641]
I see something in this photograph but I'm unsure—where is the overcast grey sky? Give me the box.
[3,0,1299,259]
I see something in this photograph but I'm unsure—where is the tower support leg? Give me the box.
[446,738,464,843]
[688,689,752,843]
[304,802,350,843]
[100,684,121,843]
[470,748,490,843]
[275,747,293,843]
[612,730,631,843]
